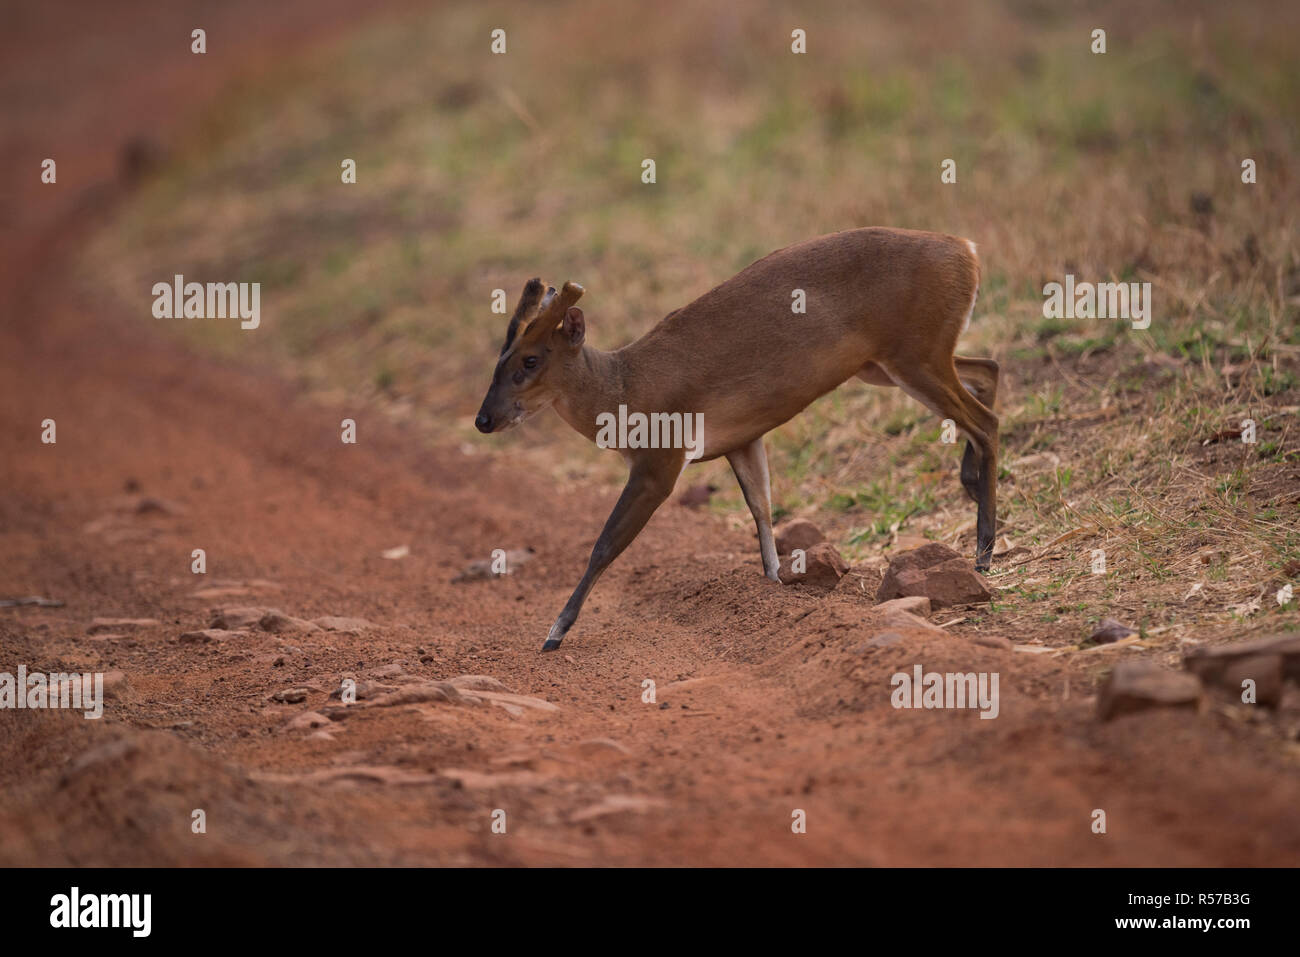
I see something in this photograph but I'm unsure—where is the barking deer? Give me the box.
[475,227,999,651]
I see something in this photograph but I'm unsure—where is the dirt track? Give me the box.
[3,0,1300,867]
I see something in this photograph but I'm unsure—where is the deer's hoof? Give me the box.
[541,638,562,652]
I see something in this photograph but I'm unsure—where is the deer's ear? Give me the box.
[562,306,585,347]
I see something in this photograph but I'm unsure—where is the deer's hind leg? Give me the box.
[861,356,999,509]
[954,356,1000,504]
[875,357,1000,572]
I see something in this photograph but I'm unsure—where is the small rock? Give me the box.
[285,711,330,730]
[370,663,405,678]
[448,674,512,693]
[312,616,375,632]
[179,628,245,644]
[271,688,311,704]
[452,548,536,583]
[1089,618,1134,644]
[876,543,993,609]
[328,680,397,701]
[881,610,946,635]
[1183,634,1300,685]
[1218,654,1284,707]
[257,610,320,634]
[774,518,825,554]
[209,606,276,630]
[874,595,932,617]
[1098,662,1202,721]
[778,542,848,589]
[677,483,718,508]
[134,496,184,515]
[365,681,473,708]
[381,545,410,560]
[87,617,159,635]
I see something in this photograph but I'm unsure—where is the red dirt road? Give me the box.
[3,1,1299,866]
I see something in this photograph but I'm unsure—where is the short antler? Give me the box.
[501,278,545,354]
[557,281,584,311]
[522,281,584,337]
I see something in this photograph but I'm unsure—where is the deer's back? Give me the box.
[621,227,978,415]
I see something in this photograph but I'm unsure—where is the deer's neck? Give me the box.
[552,346,627,445]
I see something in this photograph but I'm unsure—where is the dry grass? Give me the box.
[80,0,1300,647]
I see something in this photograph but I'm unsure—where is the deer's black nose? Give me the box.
[474,412,493,433]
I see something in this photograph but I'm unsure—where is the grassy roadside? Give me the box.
[79,0,1300,646]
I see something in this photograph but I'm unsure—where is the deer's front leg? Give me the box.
[726,437,780,582]
[542,452,683,651]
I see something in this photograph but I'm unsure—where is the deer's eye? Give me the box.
[522,355,539,370]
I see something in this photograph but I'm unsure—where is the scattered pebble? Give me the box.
[313,616,375,632]
[451,548,535,583]
[87,617,159,635]
[1089,618,1134,644]
[271,688,311,704]
[284,711,330,731]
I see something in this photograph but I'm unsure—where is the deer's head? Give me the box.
[474,278,586,433]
